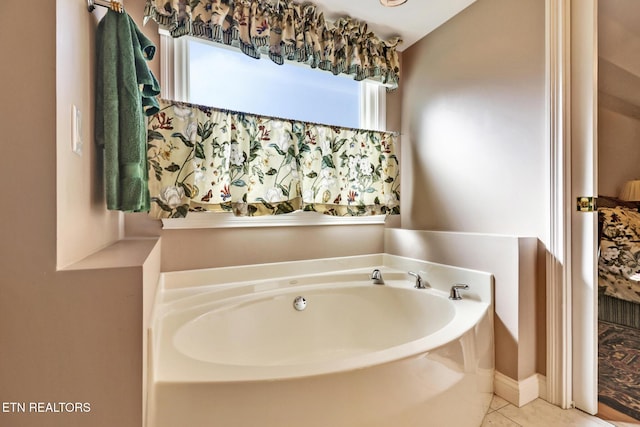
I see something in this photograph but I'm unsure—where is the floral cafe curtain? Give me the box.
[147,100,400,218]
[143,0,401,89]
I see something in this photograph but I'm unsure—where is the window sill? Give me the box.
[161,211,387,229]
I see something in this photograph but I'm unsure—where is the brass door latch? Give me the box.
[576,196,597,212]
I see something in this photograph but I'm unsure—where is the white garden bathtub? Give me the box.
[147,254,494,427]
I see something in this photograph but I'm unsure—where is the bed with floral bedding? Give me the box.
[598,204,640,329]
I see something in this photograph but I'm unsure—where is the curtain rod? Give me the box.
[88,0,123,13]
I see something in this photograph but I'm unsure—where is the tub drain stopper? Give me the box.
[293,296,307,311]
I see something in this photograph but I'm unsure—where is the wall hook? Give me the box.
[88,0,123,13]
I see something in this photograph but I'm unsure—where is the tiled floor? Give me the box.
[482,396,639,427]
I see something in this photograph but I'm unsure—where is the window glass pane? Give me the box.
[188,38,361,128]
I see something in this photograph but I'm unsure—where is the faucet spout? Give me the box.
[408,271,426,289]
[370,269,384,285]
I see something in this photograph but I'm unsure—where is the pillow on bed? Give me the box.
[599,239,640,304]
[600,206,640,242]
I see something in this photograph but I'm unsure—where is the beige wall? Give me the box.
[126,213,386,272]
[157,225,384,272]
[598,106,640,196]
[56,1,122,268]
[395,0,547,382]
[598,0,640,196]
[399,0,546,238]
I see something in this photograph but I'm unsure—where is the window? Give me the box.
[158,32,389,228]
[160,32,387,131]
[189,38,361,129]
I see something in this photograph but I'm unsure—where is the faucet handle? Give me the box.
[449,284,469,300]
[408,271,426,289]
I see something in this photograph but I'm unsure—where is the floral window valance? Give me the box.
[143,0,401,90]
[147,99,400,218]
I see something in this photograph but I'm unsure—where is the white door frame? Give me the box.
[545,0,573,409]
[546,0,599,414]
[570,0,599,415]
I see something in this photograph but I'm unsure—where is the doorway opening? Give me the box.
[596,0,640,422]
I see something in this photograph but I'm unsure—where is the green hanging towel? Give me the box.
[95,9,160,212]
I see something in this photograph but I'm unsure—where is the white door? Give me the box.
[570,0,598,415]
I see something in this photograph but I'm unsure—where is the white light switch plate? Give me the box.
[72,104,83,156]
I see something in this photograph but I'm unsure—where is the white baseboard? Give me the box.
[538,375,547,401]
[494,372,547,407]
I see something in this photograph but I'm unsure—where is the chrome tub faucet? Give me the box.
[371,269,384,285]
